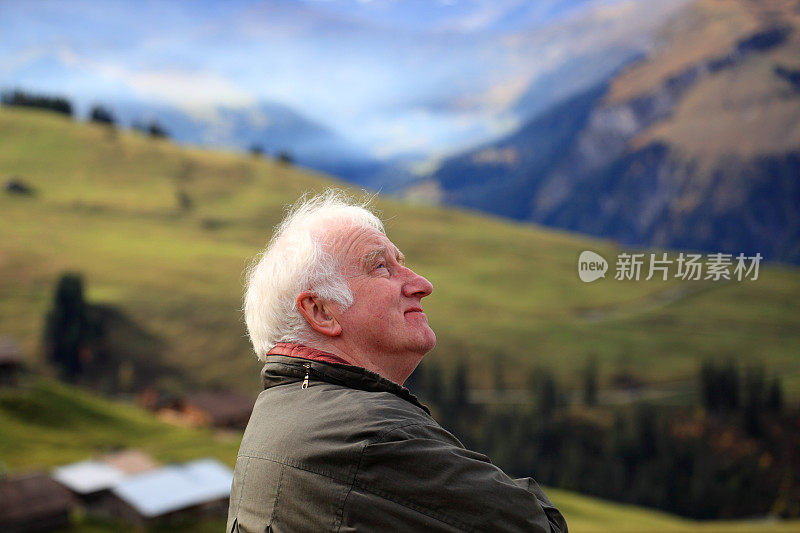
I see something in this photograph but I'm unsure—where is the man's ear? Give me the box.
[296,291,342,337]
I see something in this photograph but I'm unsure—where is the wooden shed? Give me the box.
[169,390,255,429]
[103,458,233,528]
[0,472,77,533]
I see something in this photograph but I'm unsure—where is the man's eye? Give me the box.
[377,263,386,270]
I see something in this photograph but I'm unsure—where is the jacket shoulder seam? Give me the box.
[372,420,438,442]
[232,456,250,520]
[334,442,367,532]
[269,463,285,526]
[237,453,353,485]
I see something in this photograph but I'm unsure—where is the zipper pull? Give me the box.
[302,363,310,389]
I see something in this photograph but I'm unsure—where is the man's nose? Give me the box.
[402,267,433,298]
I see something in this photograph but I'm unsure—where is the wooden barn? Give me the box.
[103,458,233,528]
[166,390,255,429]
[0,472,76,532]
[52,449,160,509]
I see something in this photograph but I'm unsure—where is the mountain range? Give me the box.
[108,99,383,181]
[424,0,800,263]
[0,0,685,179]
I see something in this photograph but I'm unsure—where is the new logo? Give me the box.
[578,251,608,282]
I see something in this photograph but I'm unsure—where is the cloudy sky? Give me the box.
[0,0,685,158]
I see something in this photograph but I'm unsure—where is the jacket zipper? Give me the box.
[302,363,310,389]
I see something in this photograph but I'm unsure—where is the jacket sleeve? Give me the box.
[340,422,568,533]
[513,477,568,532]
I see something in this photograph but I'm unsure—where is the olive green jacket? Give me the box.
[227,355,568,532]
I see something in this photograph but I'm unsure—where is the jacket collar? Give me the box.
[261,355,430,415]
[267,342,352,365]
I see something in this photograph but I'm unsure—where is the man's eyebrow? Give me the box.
[363,247,405,269]
[363,248,385,269]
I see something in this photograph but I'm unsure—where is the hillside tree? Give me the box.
[1,89,73,116]
[89,104,116,126]
[583,355,599,406]
[43,273,90,381]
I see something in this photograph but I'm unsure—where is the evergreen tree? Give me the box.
[439,360,470,436]
[425,362,444,407]
[766,376,783,414]
[276,150,293,165]
[133,119,169,138]
[700,359,740,413]
[721,360,740,411]
[529,368,558,421]
[492,354,505,392]
[89,105,116,126]
[405,363,424,394]
[147,120,169,138]
[583,355,598,406]
[249,143,265,157]
[451,360,469,411]
[176,189,193,212]
[43,273,90,381]
[634,404,658,460]
[1,89,73,116]
[743,365,766,436]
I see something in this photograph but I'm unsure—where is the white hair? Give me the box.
[244,189,384,361]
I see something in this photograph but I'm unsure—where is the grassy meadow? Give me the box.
[0,377,239,471]
[2,107,799,397]
[547,487,800,532]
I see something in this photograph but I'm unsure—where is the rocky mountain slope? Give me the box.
[429,0,800,262]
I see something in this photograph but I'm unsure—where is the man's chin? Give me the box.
[420,328,437,354]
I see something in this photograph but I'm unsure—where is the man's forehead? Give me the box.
[354,232,403,260]
[325,224,399,260]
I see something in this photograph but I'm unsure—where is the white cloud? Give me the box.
[0,45,49,75]
[51,47,256,118]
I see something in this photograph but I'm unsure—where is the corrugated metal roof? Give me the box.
[110,459,233,518]
[52,460,127,494]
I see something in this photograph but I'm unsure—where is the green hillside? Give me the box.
[2,378,798,533]
[0,377,241,532]
[0,377,239,472]
[1,107,800,397]
[547,487,800,532]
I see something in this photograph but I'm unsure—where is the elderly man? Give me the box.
[228,190,567,532]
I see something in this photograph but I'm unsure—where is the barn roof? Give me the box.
[52,460,127,494]
[110,458,233,518]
